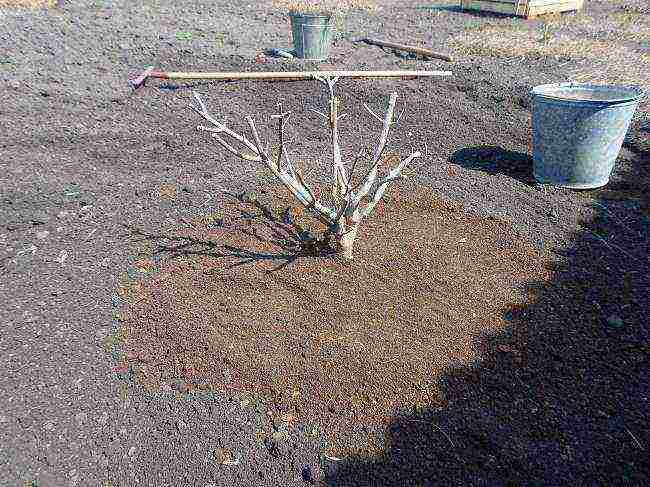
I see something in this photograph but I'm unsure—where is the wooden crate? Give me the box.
[459,0,584,19]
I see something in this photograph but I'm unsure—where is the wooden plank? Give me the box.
[460,0,582,7]
[460,0,528,7]
[528,0,583,16]
[356,38,454,62]
[460,0,520,4]
[528,0,581,7]
[460,0,583,18]
[529,0,570,5]
[460,0,521,6]
[460,0,520,15]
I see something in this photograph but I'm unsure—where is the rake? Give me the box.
[128,66,452,90]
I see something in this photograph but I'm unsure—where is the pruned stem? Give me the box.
[362,151,421,217]
[352,92,398,208]
[271,105,291,171]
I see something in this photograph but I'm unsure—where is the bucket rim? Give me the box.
[289,12,332,19]
[530,82,643,104]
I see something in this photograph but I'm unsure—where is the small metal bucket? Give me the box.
[531,82,643,189]
[289,13,333,61]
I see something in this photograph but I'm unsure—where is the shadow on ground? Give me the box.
[126,192,336,273]
[415,4,465,14]
[329,146,650,485]
[450,145,535,184]
[415,4,515,18]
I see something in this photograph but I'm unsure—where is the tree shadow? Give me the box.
[415,3,523,18]
[450,145,535,184]
[124,192,337,273]
[328,148,650,484]
[415,4,465,13]
[456,8,522,20]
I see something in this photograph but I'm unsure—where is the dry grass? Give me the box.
[609,0,650,14]
[450,9,650,107]
[453,32,648,85]
[611,10,650,43]
[271,0,374,14]
[0,0,57,7]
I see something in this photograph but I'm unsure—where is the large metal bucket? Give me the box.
[289,13,333,61]
[531,82,643,189]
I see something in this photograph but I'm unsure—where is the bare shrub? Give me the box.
[189,77,421,261]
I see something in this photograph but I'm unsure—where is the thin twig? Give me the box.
[431,424,455,448]
[363,103,384,123]
[346,148,367,193]
[585,229,637,261]
[363,151,421,217]
[191,96,259,154]
[207,131,260,161]
[626,428,644,450]
[272,109,291,171]
[309,108,328,119]
[405,419,455,448]
[396,101,408,124]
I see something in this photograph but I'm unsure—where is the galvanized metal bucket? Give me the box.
[289,13,333,61]
[531,82,643,189]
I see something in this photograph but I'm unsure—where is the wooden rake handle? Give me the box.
[128,67,453,90]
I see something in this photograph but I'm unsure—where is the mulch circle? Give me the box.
[114,185,553,456]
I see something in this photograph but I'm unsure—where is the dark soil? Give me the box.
[1,1,648,486]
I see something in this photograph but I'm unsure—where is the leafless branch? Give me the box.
[309,108,328,120]
[363,150,421,217]
[271,111,291,171]
[352,92,398,207]
[363,103,384,123]
[396,101,408,124]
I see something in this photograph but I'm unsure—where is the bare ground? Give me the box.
[1,0,648,485]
